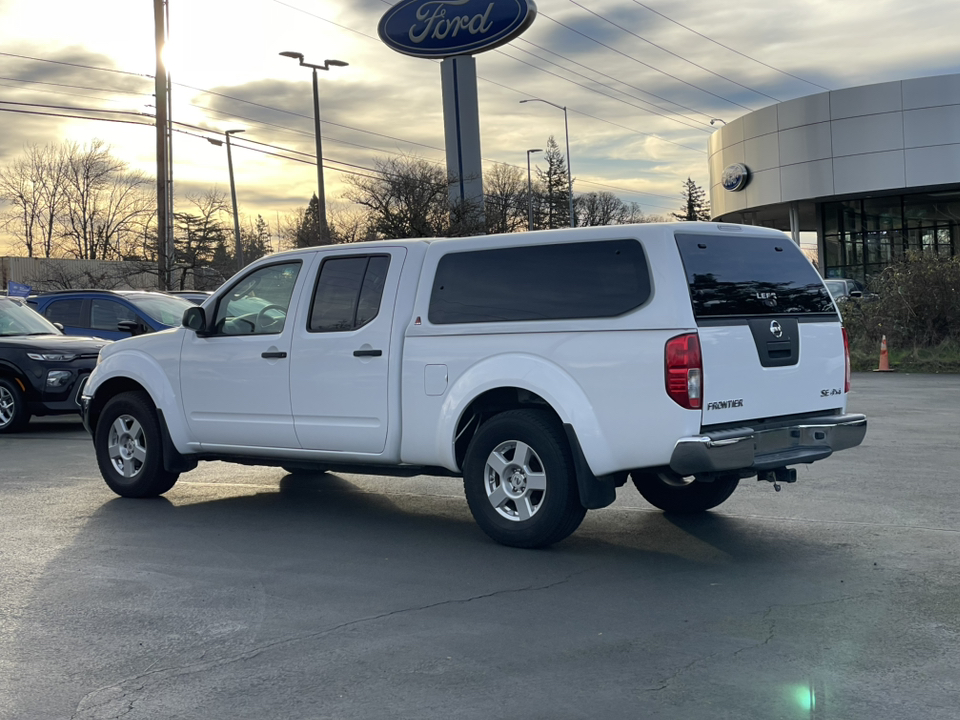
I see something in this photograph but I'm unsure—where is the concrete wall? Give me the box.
[709,73,960,217]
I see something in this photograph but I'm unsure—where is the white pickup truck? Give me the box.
[81,223,866,547]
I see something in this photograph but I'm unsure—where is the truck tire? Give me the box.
[631,470,739,513]
[463,409,586,548]
[0,378,30,433]
[95,391,180,498]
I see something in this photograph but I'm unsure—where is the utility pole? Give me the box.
[154,0,173,290]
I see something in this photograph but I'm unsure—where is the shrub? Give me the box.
[842,252,960,347]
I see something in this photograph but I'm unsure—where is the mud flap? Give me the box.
[563,424,618,510]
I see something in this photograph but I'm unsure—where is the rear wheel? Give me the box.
[95,391,179,498]
[0,378,30,433]
[632,470,739,513]
[463,410,586,548]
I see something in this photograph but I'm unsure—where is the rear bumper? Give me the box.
[669,413,867,476]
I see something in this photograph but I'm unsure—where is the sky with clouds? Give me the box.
[2,0,960,253]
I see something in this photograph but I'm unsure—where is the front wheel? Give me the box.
[631,470,739,513]
[463,410,586,548]
[95,391,180,498]
[0,378,30,433]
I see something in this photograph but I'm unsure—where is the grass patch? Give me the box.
[849,338,960,373]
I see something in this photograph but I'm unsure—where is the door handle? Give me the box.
[261,351,288,359]
[353,349,383,357]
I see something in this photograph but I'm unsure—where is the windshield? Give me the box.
[824,280,846,298]
[127,293,193,326]
[0,299,61,336]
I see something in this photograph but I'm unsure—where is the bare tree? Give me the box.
[344,155,451,239]
[0,144,69,257]
[484,163,527,234]
[59,140,153,260]
[577,191,628,227]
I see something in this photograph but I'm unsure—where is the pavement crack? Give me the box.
[72,571,585,718]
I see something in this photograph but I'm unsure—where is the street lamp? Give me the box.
[526,148,542,232]
[279,51,348,244]
[710,118,726,126]
[520,98,575,228]
[207,128,245,271]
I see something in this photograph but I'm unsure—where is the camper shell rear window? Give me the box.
[675,233,835,318]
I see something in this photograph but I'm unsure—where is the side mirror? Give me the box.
[117,320,141,336]
[53,322,64,332]
[183,306,208,335]
[848,290,863,299]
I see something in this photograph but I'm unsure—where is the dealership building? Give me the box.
[708,72,960,281]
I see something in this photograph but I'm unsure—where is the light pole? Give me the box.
[710,118,726,126]
[526,148,542,232]
[279,51,348,244]
[521,98,575,228]
[207,129,245,271]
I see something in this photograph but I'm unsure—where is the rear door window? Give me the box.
[43,299,86,327]
[428,239,651,324]
[309,255,391,332]
[675,233,835,318]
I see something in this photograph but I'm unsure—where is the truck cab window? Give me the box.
[213,262,301,335]
[309,255,390,332]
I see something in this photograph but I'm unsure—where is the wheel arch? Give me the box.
[87,349,192,455]
[0,361,33,397]
[441,355,619,509]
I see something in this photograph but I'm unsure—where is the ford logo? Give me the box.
[378,0,538,59]
[721,163,750,192]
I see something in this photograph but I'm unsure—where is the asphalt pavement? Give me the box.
[1,372,958,720]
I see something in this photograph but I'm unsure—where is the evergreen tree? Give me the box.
[243,214,272,263]
[536,136,571,229]
[295,194,324,247]
[672,178,711,221]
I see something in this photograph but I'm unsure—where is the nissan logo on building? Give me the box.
[378,0,538,58]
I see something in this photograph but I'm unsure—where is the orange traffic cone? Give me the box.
[874,335,894,372]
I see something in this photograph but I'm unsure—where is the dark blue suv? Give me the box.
[28,290,193,341]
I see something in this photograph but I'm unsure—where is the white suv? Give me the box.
[81,223,866,547]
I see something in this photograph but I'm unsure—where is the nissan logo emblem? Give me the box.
[770,321,783,338]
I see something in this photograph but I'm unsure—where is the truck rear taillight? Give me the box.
[842,327,851,393]
[665,333,702,410]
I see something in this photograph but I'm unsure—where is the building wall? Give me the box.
[1,257,159,292]
[709,73,960,216]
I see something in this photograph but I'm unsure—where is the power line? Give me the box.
[0,75,150,96]
[514,38,715,124]
[0,106,154,127]
[2,50,688,211]
[0,51,152,79]
[565,0,782,103]
[627,0,831,92]
[537,12,758,112]
[498,47,711,135]
[274,0,711,147]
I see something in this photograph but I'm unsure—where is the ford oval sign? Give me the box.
[378,0,538,59]
[721,163,750,192]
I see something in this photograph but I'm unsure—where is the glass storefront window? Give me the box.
[863,197,903,231]
[823,191,960,280]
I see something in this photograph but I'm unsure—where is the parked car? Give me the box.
[0,297,109,433]
[824,278,873,302]
[166,290,213,305]
[27,290,194,340]
[81,223,868,548]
